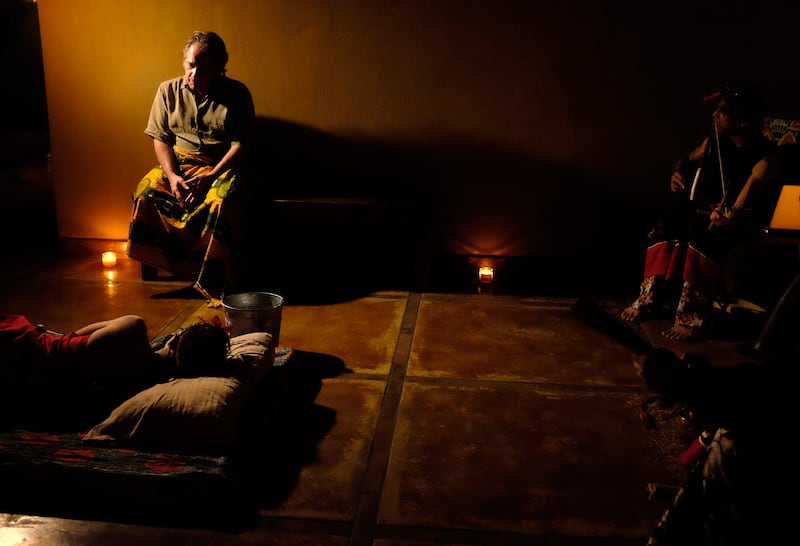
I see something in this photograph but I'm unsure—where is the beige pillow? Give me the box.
[82,332,274,450]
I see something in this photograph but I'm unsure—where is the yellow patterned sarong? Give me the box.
[127,148,240,307]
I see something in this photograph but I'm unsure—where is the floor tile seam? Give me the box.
[421,293,577,309]
[372,523,648,545]
[16,271,189,288]
[347,291,421,546]
[361,291,413,300]
[256,515,353,536]
[403,375,649,395]
[390,291,422,375]
[328,372,389,382]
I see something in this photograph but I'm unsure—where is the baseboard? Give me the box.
[58,238,128,258]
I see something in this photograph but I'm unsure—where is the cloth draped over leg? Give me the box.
[127,147,241,307]
[643,240,688,281]
[630,240,688,313]
[631,233,727,330]
[1,314,93,429]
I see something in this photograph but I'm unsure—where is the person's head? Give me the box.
[633,349,693,399]
[172,321,231,377]
[182,31,228,95]
[632,349,716,422]
[710,82,766,135]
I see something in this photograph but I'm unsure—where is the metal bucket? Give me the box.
[222,292,284,344]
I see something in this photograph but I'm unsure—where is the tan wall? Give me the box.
[37,0,800,261]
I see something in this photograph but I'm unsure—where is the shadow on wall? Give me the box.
[247,117,422,201]
[239,117,430,303]
[241,117,651,300]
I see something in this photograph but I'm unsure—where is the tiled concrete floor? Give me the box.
[0,160,786,545]
[0,249,734,545]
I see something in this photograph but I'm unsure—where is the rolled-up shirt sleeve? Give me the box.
[145,79,183,145]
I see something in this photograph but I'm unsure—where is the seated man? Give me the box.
[127,31,256,308]
[0,314,230,430]
[620,83,784,341]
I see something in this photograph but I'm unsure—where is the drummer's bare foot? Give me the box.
[620,306,648,323]
[662,325,705,341]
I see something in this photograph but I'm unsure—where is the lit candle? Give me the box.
[478,266,494,284]
[101,251,117,268]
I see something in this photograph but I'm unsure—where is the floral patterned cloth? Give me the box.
[127,147,242,307]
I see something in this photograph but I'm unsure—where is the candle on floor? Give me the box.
[101,251,117,268]
[478,266,494,284]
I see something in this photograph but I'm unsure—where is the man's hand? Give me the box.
[182,172,213,209]
[670,170,687,192]
[168,175,191,204]
[709,206,733,229]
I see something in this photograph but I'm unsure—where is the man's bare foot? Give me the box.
[620,306,646,322]
[662,325,705,341]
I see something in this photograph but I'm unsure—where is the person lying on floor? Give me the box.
[0,313,230,431]
[633,348,792,545]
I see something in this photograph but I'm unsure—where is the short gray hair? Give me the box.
[183,31,228,74]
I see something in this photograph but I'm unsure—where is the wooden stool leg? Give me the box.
[141,263,158,280]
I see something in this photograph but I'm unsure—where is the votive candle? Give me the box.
[101,251,117,268]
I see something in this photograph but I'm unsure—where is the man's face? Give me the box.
[183,43,216,96]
